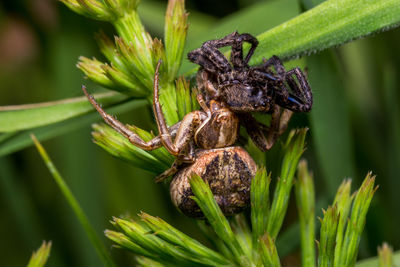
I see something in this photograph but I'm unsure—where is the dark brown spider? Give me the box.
[188,31,312,151]
[83,61,257,218]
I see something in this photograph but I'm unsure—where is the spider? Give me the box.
[188,31,313,151]
[83,60,257,218]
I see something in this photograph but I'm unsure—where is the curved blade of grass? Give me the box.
[251,0,400,64]
[0,92,129,132]
[0,99,146,157]
[31,135,116,267]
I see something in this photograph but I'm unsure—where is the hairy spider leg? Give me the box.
[153,60,205,163]
[261,55,286,77]
[196,69,220,100]
[258,56,313,112]
[229,32,258,68]
[197,44,231,72]
[82,85,165,150]
[196,93,211,114]
[189,32,259,72]
[154,160,181,183]
[187,50,219,72]
[201,32,258,69]
[238,106,293,151]
[284,68,313,112]
[154,142,196,183]
[250,55,286,85]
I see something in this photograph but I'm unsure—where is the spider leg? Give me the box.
[238,106,293,151]
[82,86,164,150]
[201,32,259,69]
[286,68,312,111]
[196,93,211,115]
[230,32,258,67]
[153,60,205,162]
[275,68,313,112]
[196,69,219,100]
[260,55,286,77]
[187,49,219,73]
[154,160,181,183]
[199,43,231,72]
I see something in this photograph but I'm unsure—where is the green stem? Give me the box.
[31,135,116,267]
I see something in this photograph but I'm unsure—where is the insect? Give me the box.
[83,60,257,218]
[188,31,313,151]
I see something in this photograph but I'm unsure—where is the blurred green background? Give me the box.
[0,0,399,266]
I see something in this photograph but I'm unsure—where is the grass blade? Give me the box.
[252,0,400,64]
[31,135,116,267]
[0,99,145,157]
[0,92,129,132]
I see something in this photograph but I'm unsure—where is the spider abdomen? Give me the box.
[170,146,257,218]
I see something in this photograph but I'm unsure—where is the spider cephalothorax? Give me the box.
[83,60,257,218]
[188,31,313,151]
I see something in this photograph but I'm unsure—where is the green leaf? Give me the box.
[267,128,308,239]
[333,179,354,267]
[251,0,400,64]
[251,167,271,247]
[340,173,377,266]
[164,0,188,81]
[190,174,249,266]
[318,206,340,267]
[295,160,316,267]
[140,212,232,266]
[110,218,200,266]
[259,234,281,267]
[92,123,172,174]
[0,100,145,157]
[27,241,52,267]
[0,92,129,132]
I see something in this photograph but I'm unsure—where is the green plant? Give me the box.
[33,128,381,266]
[26,241,52,267]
